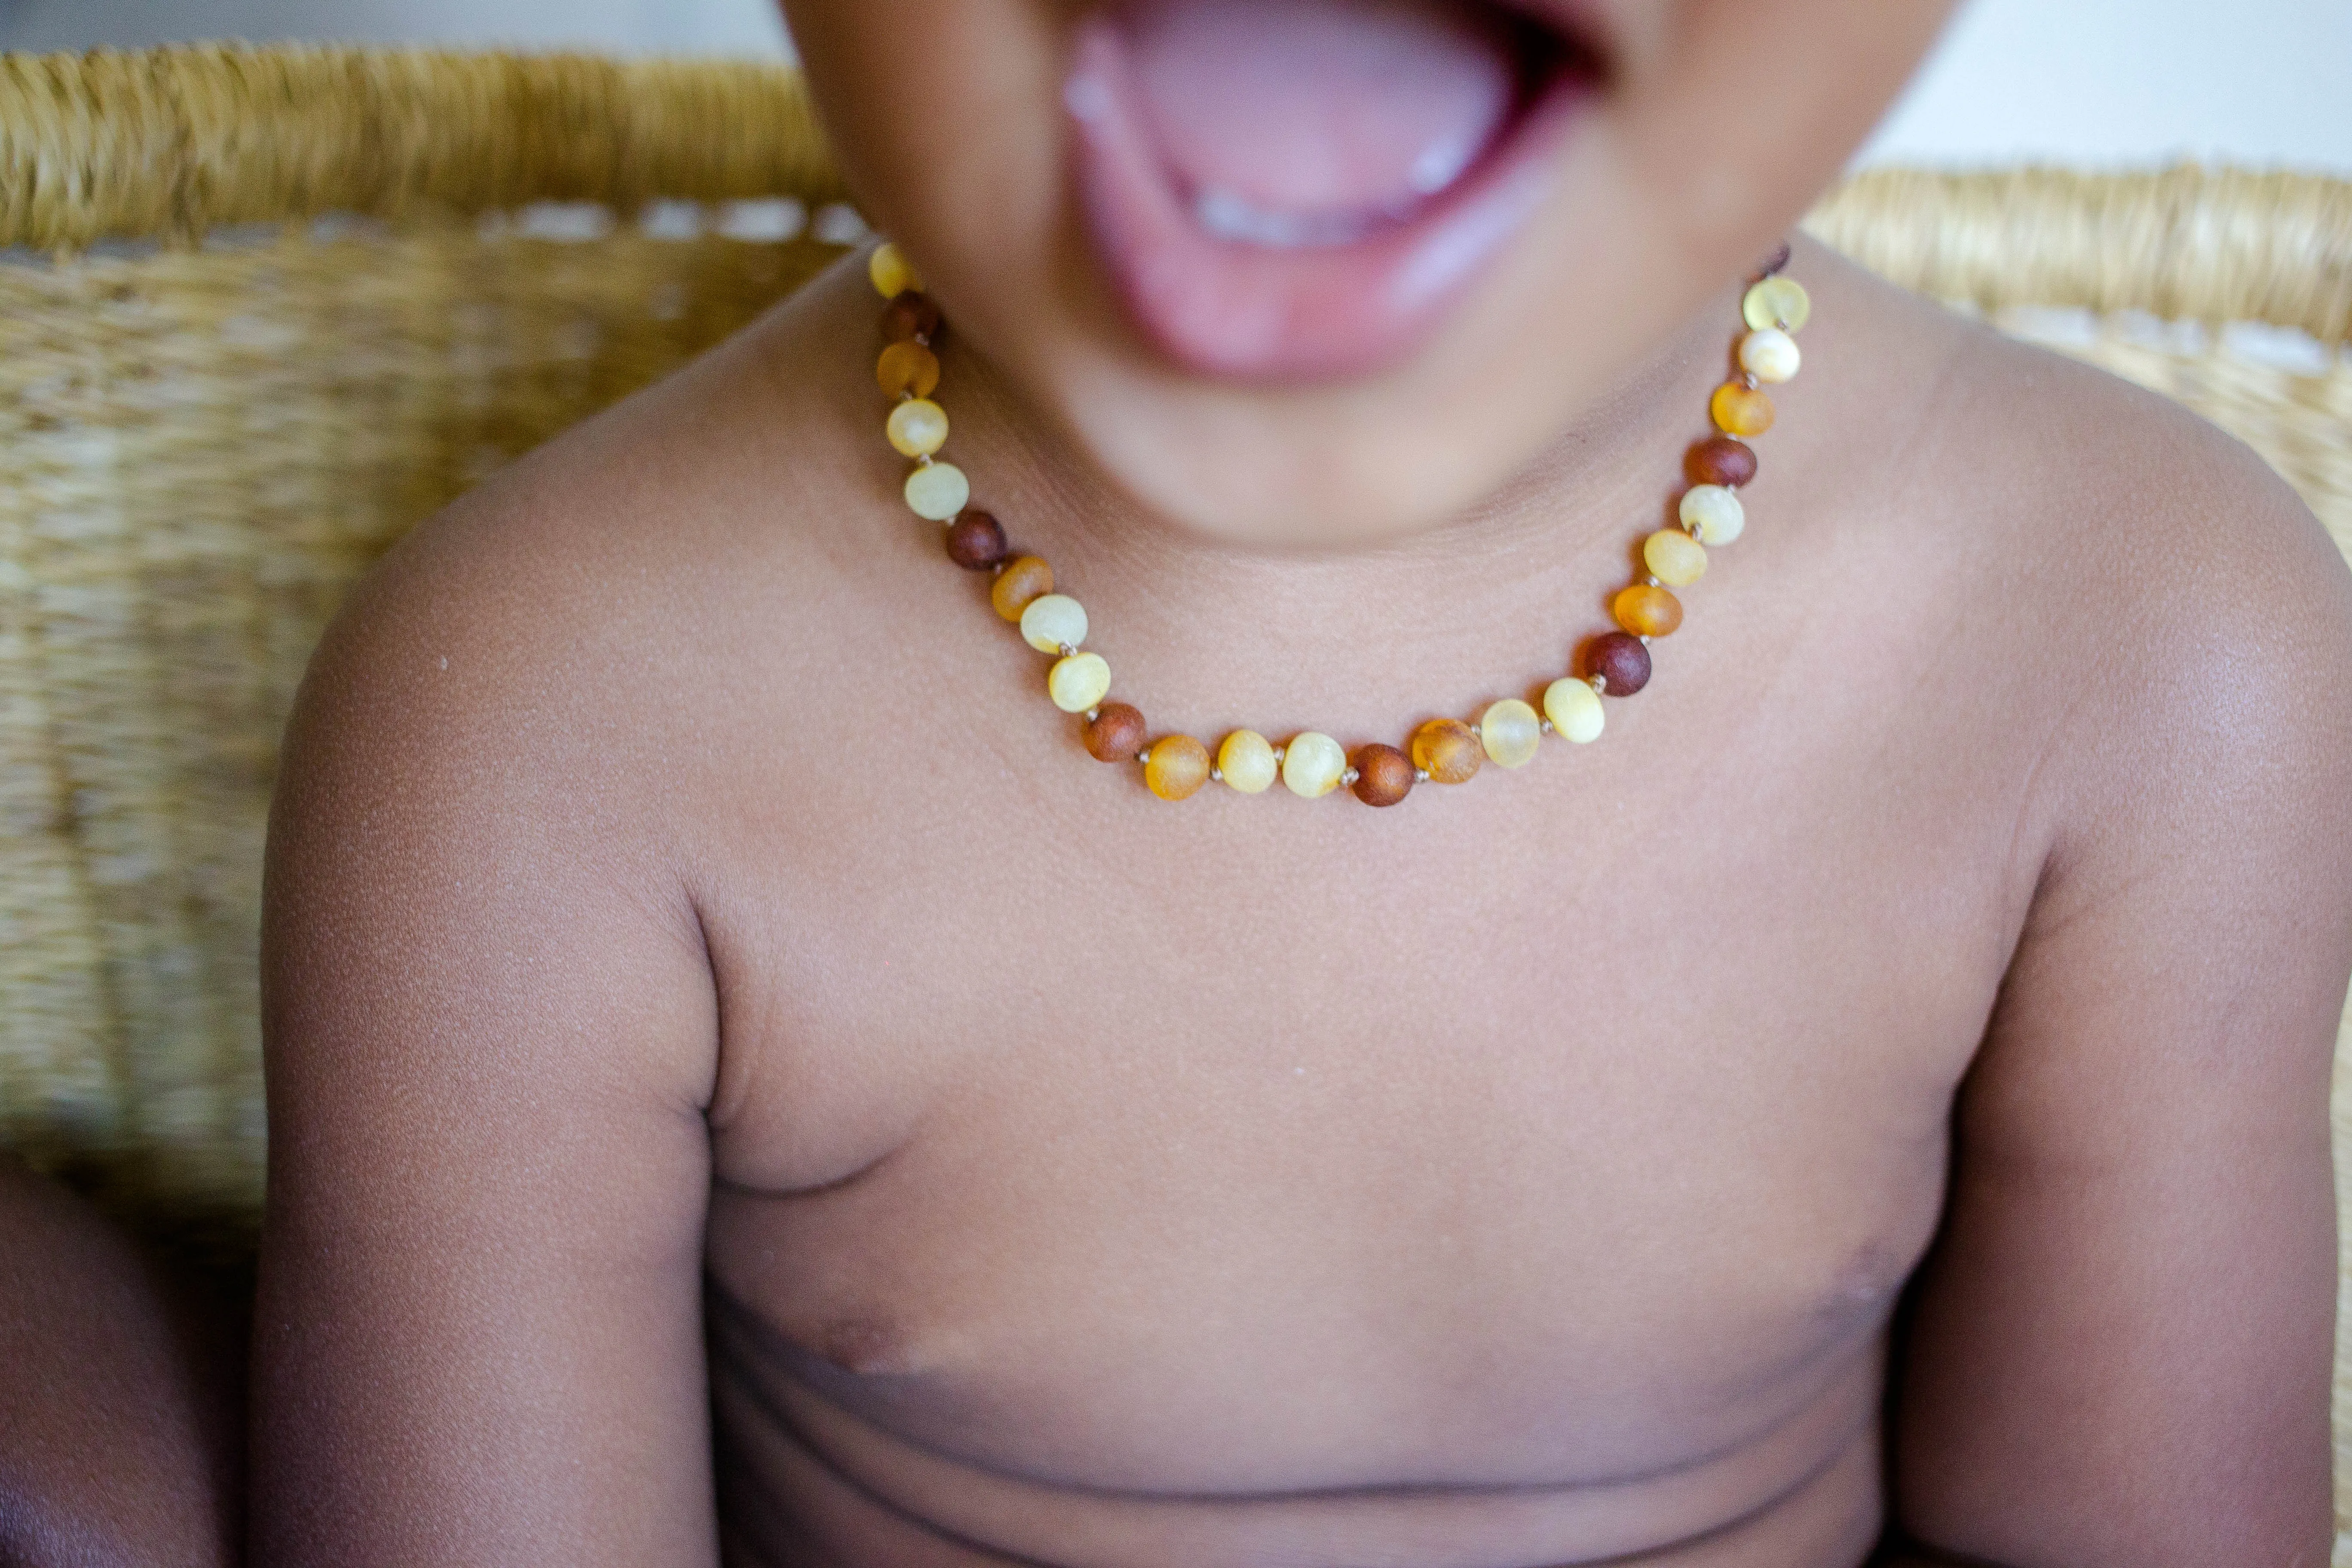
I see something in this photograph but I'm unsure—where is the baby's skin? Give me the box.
[244,2,2352,1565]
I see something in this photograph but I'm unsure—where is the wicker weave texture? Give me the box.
[0,44,2347,1534]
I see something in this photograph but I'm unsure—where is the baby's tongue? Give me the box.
[1116,0,1517,242]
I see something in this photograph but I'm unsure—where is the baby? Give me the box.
[7,0,2350,1565]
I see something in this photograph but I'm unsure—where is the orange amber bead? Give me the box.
[877,341,940,399]
[1409,719,1482,784]
[1613,583,1684,638]
[1145,735,1212,801]
[1710,383,1775,437]
[991,555,1054,621]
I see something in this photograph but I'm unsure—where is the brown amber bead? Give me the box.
[1145,735,1212,801]
[877,341,941,399]
[1351,744,1415,807]
[1614,583,1684,638]
[991,555,1054,621]
[882,292,942,344]
[1586,631,1652,695]
[945,512,1007,570]
[1689,436,1757,489]
[1711,383,1775,437]
[1084,702,1146,763]
[1409,718,1482,784]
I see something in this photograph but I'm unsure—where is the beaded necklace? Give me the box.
[865,239,1810,808]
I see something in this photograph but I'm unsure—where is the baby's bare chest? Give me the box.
[692,697,2012,1518]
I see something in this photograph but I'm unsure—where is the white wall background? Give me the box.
[1,0,2346,175]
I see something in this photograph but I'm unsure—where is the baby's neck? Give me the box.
[902,283,1747,730]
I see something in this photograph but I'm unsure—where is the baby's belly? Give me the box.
[704,1271,1889,1568]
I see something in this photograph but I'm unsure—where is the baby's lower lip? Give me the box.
[1065,6,1594,384]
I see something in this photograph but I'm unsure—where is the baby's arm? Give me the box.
[1881,444,2352,1564]
[254,496,723,1566]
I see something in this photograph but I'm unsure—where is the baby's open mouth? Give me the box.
[1068,0,1605,381]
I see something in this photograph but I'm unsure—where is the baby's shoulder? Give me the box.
[1844,254,2352,831]
[296,268,886,795]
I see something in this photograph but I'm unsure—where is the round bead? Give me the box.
[1743,276,1811,334]
[1688,436,1757,489]
[1586,632,1652,696]
[1020,593,1089,653]
[883,293,942,344]
[1351,744,1415,807]
[1281,732,1348,798]
[1643,528,1708,587]
[1613,583,1684,639]
[869,242,922,300]
[887,398,949,458]
[1543,678,1605,744]
[1710,383,1775,437]
[1739,328,1801,384]
[1409,718,1482,785]
[991,555,1054,621]
[1048,652,1111,714]
[904,462,970,521]
[1679,484,1746,546]
[1479,699,1542,769]
[877,340,941,399]
[945,511,1008,570]
[1145,735,1212,801]
[1084,702,1146,762]
[1216,730,1279,794]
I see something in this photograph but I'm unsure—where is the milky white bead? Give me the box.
[1739,328,1801,384]
[869,241,921,300]
[1218,730,1279,794]
[887,398,949,457]
[1281,732,1347,798]
[904,462,969,521]
[1479,700,1542,769]
[1020,594,1089,653]
[1543,678,1605,744]
[1679,484,1746,546]
[1047,652,1110,714]
[1742,276,1810,333]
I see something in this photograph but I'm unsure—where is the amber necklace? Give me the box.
[866,240,1810,808]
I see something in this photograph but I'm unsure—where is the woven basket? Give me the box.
[0,43,2346,1537]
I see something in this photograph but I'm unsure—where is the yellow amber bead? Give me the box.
[1543,678,1605,744]
[1282,732,1348,798]
[1020,593,1089,653]
[905,462,970,521]
[1739,328,1801,384]
[1048,652,1111,714]
[1217,730,1279,794]
[887,398,949,458]
[1613,583,1684,638]
[1643,528,1708,587]
[869,242,922,300]
[1742,276,1810,333]
[1145,735,1212,801]
[1409,718,1481,784]
[991,555,1054,621]
[1679,484,1746,545]
[1711,383,1775,437]
[1479,699,1542,769]
[877,341,941,399]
